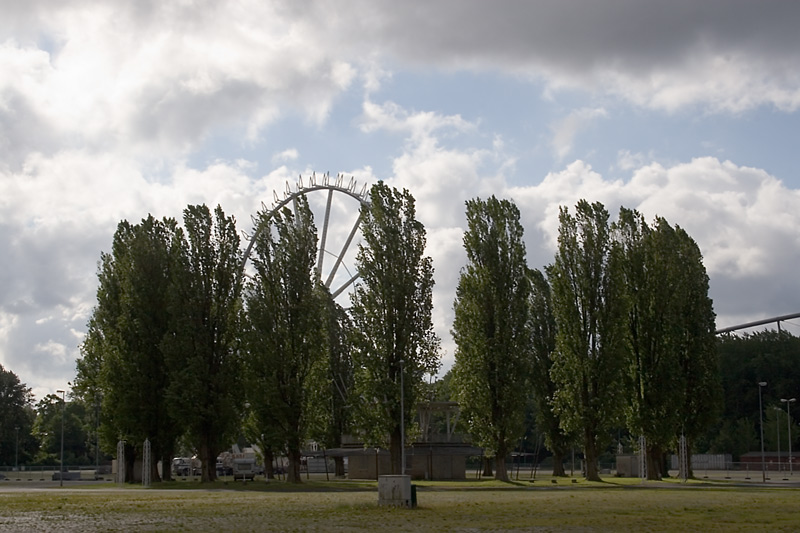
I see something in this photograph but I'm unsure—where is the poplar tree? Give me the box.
[451,196,531,482]
[164,205,243,482]
[77,215,182,481]
[243,198,327,483]
[350,182,440,475]
[527,268,573,476]
[547,200,627,482]
[616,209,720,478]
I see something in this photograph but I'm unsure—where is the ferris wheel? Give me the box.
[240,173,371,300]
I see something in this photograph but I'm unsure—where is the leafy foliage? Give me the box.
[615,209,720,478]
[451,196,531,481]
[547,200,627,481]
[350,182,440,474]
[76,215,183,479]
[243,198,327,482]
[527,268,574,475]
[163,205,244,482]
[0,364,34,466]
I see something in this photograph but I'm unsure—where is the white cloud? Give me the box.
[2,0,800,394]
[506,157,800,331]
[272,149,299,164]
[550,107,608,161]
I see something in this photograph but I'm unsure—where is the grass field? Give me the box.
[2,478,800,531]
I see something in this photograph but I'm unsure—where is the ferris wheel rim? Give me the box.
[239,173,371,298]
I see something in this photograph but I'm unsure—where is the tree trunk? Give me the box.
[495,444,509,482]
[551,451,567,477]
[125,447,136,484]
[287,448,302,483]
[150,451,161,482]
[495,456,509,481]
[583,430,601,481]
[264,448,275,480]
[161,452,172,482]
[482,456,493,477]
[334,456,346,477]
[646,444,662,480]
[199,442,216,482]
[661,451,671,478]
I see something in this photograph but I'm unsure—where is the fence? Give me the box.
[0,465,112,482]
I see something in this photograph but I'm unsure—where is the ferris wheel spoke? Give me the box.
[331,271,360,299]
[316,188,334,283]
[324,212,362,289]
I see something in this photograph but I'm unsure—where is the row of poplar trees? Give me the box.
[75,182,440,483]
[452,198,719,481]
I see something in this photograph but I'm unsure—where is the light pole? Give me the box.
[782,398,796,475]
[399,359,406,476]
[773,407,782,473]
[758,381,767,483]
[14,426,19,471]
[57,389,66,487]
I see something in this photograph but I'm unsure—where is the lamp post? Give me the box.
[773,407,782,473]
[758,381,767,483]
[782,398,796,475]
[57,389,66,487]
[14,426,19,471]
[399,359,405,476]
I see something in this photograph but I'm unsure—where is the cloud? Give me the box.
[550,107,608,161]
[0,1,359,165]
[506,157,800,330]
[307,0,800,113]
[3,0,800,397]
[272,149,299,164]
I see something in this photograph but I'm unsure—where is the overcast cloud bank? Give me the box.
[2,1,800,397]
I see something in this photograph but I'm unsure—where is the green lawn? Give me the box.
[1,479,799,531]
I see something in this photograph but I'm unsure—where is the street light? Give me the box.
[773,407,782,473]
[758,381,767,483]
[399,359,406,476]
[14,426,19,471]
[57,389,66,487]
[782,398,796,475]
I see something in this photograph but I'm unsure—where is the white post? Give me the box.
[782,398,796,476]
[56,389,66,487]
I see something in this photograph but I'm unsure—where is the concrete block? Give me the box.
[378,475,412,507]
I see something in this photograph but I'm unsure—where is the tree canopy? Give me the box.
[243,197,327,483]
[349,182,440,475]
[547,200,628,481]
[451,196,531,481]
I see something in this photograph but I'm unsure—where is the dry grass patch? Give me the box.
[1,482,799,531]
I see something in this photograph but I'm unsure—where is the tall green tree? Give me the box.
[164,204,244,482]
[617,210,720,477]
[527,268,574,477]
[310,296,355,477]
[547,200,627,481]
[616,210,685,479]
[350,182,440,475]
[451,196,531,482]
[243,198,327,483]
[0,364,34,466]
[76,215,183,481]
[672,225,720,467]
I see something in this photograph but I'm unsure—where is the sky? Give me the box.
[3,0,800,400]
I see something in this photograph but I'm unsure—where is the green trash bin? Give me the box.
[410,484,417,508]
